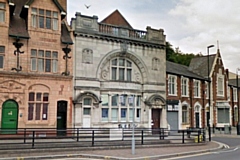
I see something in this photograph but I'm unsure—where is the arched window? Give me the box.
[111,58,132,81]
[182,105,189,123]
[195,105,200,112]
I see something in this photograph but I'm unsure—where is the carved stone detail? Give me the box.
[152,57,160,70]
[0,80,25,93]
[135,71,141,82]
[0,93,24,105]
[101,67,109,80]
[82,48,93,64]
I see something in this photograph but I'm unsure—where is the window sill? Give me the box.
[26,120,49,125]
[181,123,190,125]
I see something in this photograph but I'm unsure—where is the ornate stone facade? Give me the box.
[71,10,167,129]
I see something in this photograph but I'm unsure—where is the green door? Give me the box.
[1,100,18,134]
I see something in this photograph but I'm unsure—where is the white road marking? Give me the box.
[213,147,239,154]
[160,152,211,160]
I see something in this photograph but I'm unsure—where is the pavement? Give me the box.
[0,129,239,160]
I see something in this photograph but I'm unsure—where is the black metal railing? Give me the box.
[0,128,206,150]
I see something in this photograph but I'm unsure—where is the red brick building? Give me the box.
[0,0,73,135]
[166,49,232,130]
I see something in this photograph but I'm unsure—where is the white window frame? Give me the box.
[181,77,188,96]
[193,80,200,98]
[101,108,109,121]
[31,49,58,73]
[168,75,177,96]
[0,2,5,23]
[101,94,109,121]
[111,58,132,81]
[205,81,209,99]
[31,7,59,30]
[182,105,189,124]
[233,88,237,102]
[217,74,224,96]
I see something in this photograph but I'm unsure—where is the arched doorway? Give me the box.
[1,100,18,134]
[195,105,201,128]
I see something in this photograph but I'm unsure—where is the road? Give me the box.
[162,136,240,160]
[164,147,240,160]
[46,158,102,160]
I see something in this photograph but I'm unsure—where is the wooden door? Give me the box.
[152,109,160,134]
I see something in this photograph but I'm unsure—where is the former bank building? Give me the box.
[71,10,167,129]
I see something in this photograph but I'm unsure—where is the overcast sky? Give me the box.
[67,0,240,73]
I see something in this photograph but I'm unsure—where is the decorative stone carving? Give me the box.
[152,57,160,70]
[0,93,24,105]
[82,48,93,64]
[0,80,25,93]
[101,66,109,80]
[134,71,141,82]
[120,41,128,55]
[154,98,164,106]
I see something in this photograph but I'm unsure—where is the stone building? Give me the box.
[71,10,167,129]
[0,0,73,135]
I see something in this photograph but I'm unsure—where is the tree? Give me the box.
[166,41,202,66]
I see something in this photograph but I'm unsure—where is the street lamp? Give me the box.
[207,44,214,141]
[132,95,135,155]
[236,68,240,135]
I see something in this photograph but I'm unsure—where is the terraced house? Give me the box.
[166,48,232,131]
[0,0,73,135]
[71,10,168,129]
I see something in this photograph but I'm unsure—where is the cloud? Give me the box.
[67,0,240,72]
[167,0,240,72]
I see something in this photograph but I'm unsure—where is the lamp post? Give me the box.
[236,68,240,135]
[207,45,214,141]
[132,95,135,155]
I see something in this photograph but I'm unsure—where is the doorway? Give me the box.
[167,111,178,130]
[1,100,18,134]
[151,109,161,134]
[195,112,200,128]
[206,112,210,127]
[57,101,67,136]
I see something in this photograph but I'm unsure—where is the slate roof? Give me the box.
[8,0,72,44]
[61,21,73,45]
[188,54,216,78]
[100,9,133,28]
[166,61,207,80]
[9,0,30,39]
[229,79,240,87]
